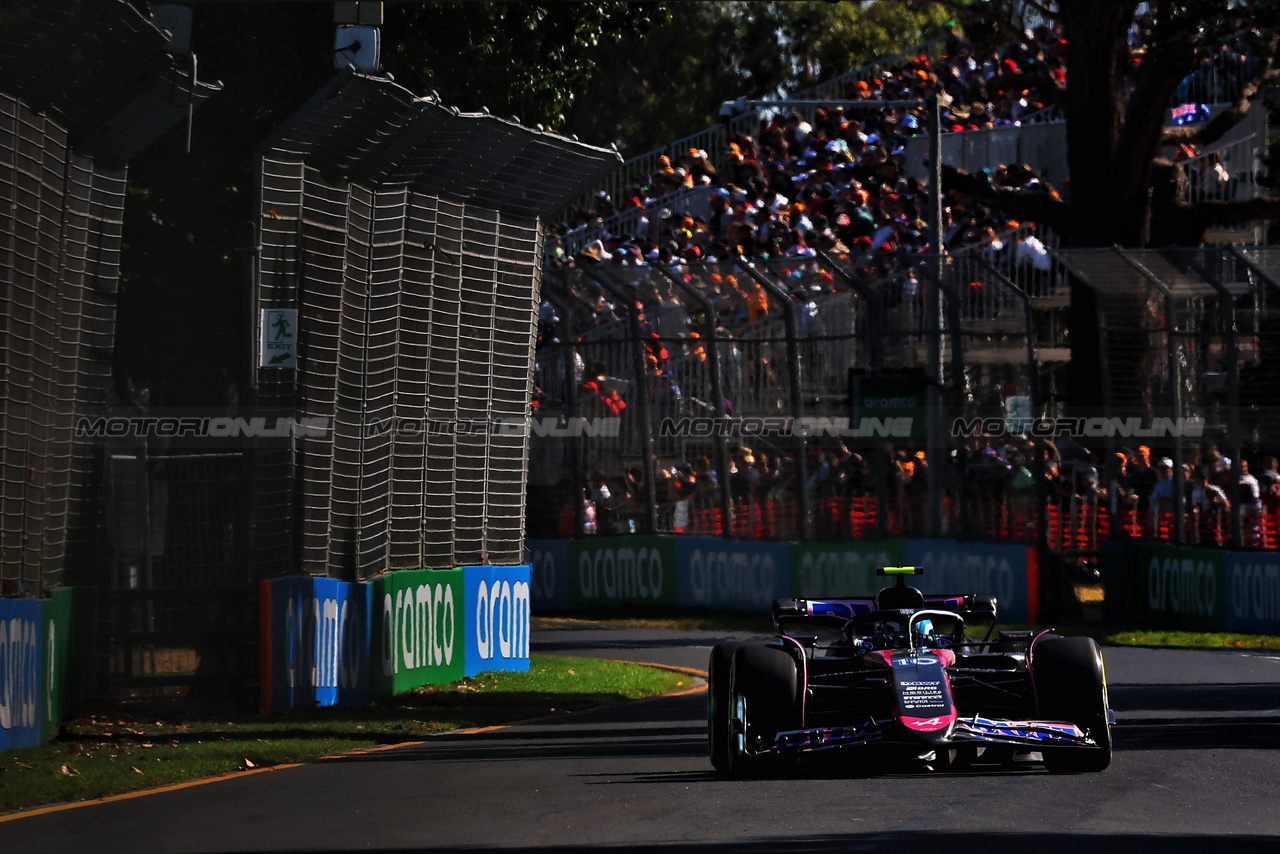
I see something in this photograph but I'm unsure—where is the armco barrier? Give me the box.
[463,566,532,677]
[677,537,789,611]
[567,537,679,608]
[259,577,370,713]
[908,541,1031,623]
[1227,553,1280,633]
[370,569,465,697]
[527,538,569,610]
[789,540,910,599]
[528,537,1032,621]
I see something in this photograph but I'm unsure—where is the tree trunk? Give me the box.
[1059,1,1143,248]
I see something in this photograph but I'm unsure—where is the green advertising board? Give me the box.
[854,378,928,441]
[1135,542,1226,631]
[39,587,93,743]
[39,591,70,744]
[567,536,679,608]
[789,539,910,598]
[369,569,465,699]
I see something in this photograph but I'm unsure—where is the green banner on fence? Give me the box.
[567,536,679,608]
[39,587,93,743]
[1134,542,1227,631]
[40,591,70,744]
[854,378,928,441]
[369,569,465,698]
[789,539,910,598]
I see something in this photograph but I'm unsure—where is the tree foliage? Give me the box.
[381,1,670,130]
[936,0,1280,248]
[562,1,949,155]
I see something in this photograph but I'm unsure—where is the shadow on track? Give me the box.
[249,830,1280,854]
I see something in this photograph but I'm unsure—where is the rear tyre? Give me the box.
[707,642,744,771]
[726,644,800,778]
[1033,635,1112,773]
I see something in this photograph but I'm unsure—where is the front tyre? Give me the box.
[707,642,744,771]
[1033,636,1112,773]
[726,644,800,777]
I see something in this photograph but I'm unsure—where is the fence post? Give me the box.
[740,262,810,540]
[1117,249,1183,543]
[926,94,947,539]
[656,266,734,538]
[1184,250,1242,547]
[543,290,585,537]
[974,255,1044,545]
[585,270,659,535]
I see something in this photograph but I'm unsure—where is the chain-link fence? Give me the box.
[534,246,1280,557]
[253,72,619,580]
[0,0,216,595]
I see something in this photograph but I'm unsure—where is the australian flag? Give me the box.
[1171,103,1210,126]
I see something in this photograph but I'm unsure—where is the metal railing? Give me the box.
[534,247,1280,556]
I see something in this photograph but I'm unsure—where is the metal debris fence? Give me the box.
[534,246,1280,556]
[252,72,618,580]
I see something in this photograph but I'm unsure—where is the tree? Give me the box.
[119,2,671,406]
[921,1,1280,409]
[934,0,1280,249]
[562,1,949,155]
[381,1,669,131]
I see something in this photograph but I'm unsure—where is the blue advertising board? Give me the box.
[1226,552,1280,634]
[260,577,370,712]
[462,566,532,677]
[907,540,1029,622]
[676,537,790,611]
[526,539,569,610]
[0,598,42,751]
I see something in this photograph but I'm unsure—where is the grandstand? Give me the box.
[530,24,1279,565]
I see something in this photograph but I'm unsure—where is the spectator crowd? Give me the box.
[526,20,1272,554]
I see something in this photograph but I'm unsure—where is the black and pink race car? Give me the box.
[708,566,1113,776]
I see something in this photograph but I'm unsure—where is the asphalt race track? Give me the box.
[3,625,1280,854]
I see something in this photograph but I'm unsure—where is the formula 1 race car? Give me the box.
[708,566,1113,776]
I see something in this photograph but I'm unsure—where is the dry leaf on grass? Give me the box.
[131,766,143,775]
[12,760,34,769]
[59,765,79,777]
[243,758,256,769]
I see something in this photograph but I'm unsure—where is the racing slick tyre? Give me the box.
[708,642,745,771]
[1032,635,1112,773]
[726,644,800,778]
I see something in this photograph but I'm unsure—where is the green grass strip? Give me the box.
[0,655,688,815]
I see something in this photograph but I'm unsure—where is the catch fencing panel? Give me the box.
[254,73,618,578]
[535,247,1280,556]
[0,95,133,592]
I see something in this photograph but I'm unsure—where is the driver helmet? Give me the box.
[915,619,935,645]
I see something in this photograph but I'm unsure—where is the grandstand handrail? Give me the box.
[545,184,719,263]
